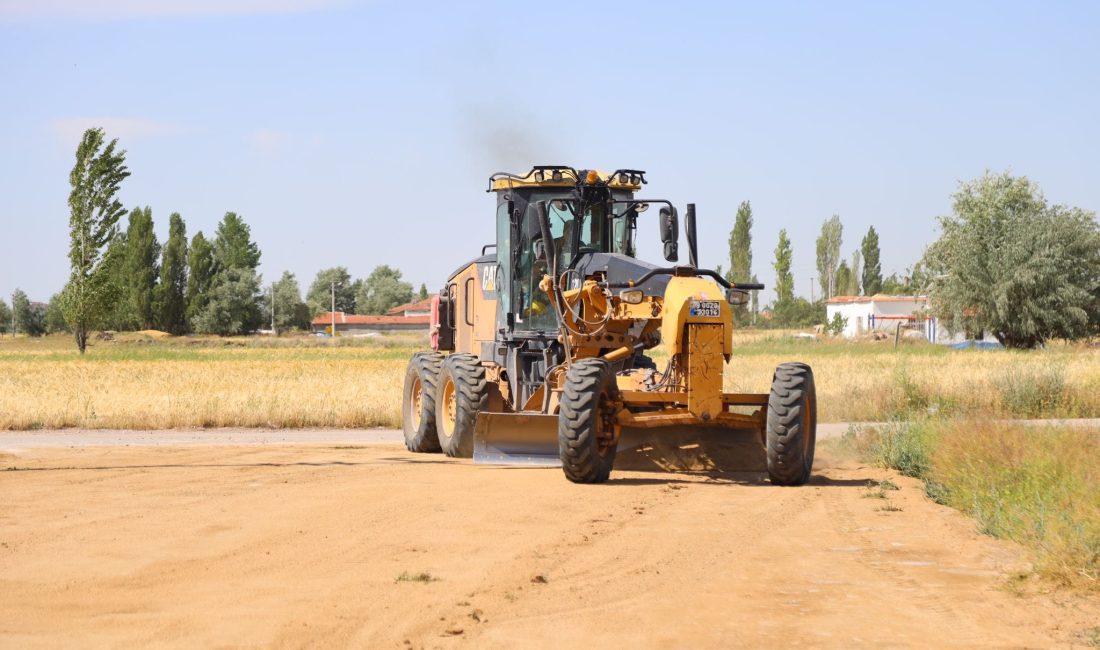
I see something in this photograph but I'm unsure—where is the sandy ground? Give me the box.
[2,436,1098,648]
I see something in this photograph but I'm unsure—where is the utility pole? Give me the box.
[330,281,338,338]
[810,277,815,304]
[270,281,276,336]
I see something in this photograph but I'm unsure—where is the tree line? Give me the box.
[5,127,425,351]
[721,171,1099,347]
[718,200,893,328]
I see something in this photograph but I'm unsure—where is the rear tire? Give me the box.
[435,354,488,458]
[766,362,817,485]
[558,359,619,484]
[402,352,443,453]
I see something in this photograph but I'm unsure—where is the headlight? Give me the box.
[619,289,645,304]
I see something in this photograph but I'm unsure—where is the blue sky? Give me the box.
[2,0,1098,306]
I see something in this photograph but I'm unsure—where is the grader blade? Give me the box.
[473,413,561,466]
[616,426,767,473]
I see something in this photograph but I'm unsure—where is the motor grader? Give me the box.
[402,166,816,484]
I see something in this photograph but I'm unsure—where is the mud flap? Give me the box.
[473,413,561,466]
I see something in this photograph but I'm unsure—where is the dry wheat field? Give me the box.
[0,331,1096,430]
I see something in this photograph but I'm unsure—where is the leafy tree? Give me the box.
[0,297,10,334]
[815,215,843,299]
[213,212,261,272]
[62,127,130,353]
[922,171,1100,348]
[356,265,414,315]
[12,289,46,336]
[155,213,188,334]
[881,272,910,295]
[307,267,357,315]
[186,232,215,323]
[190,268,264,336]
[418,283,429,300]
[861,226,882,295]
[772,229,794,304]
[835,261,852,298]
[272,271,311,332]
[771,298,825,328]
[45,293,70,334]
[122,206,160,329]
[849,249,862,296]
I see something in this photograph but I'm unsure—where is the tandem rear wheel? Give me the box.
[435,354,489,458]
[402,352,444,453]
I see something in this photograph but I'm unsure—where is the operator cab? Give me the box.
[490,167,649,332]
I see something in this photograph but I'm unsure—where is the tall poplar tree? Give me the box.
[62,127,130,353]
[849,249,862,296]
[861,226,882,296]
[123,206,160,329]
[186,232,215,323]
[213,212,261,272]
[727,201,753,282]
[727,201,754,322]
[815,215,843,299]
[156,213,189,334]
[773,229,794,304]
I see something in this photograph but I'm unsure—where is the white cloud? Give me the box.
[0,0,354,21]
[50,117,183,142]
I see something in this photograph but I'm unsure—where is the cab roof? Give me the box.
[488,166,645,192]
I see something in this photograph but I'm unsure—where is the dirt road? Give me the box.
[2,438,1097,648]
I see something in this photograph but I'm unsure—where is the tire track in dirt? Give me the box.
[819,473,984,646]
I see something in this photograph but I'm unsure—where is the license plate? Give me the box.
[689,300,722,317]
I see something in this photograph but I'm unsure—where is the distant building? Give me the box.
[825,294,938,341]
[311,311,429,335]
[385,297,433,318]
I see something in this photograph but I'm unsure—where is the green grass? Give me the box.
[842,419,1100,589]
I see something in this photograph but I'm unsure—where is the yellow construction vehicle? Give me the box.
[402,166,816,484]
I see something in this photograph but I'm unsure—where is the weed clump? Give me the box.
[992,362,1066,417]
[395,571,438,583]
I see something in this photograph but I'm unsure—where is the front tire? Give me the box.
[402,352,443,453]
[435,354,488,458]
[766,362,817,485]
[558,359,620,484]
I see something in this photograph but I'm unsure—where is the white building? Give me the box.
[825,295,940,341]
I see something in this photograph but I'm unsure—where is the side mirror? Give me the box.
[727,289,750,306]
[659,206,678,262]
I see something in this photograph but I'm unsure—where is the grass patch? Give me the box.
[844,419,1100,589]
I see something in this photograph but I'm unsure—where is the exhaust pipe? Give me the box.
[685,203,699,268]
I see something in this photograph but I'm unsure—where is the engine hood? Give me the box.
[572,253,671,296]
